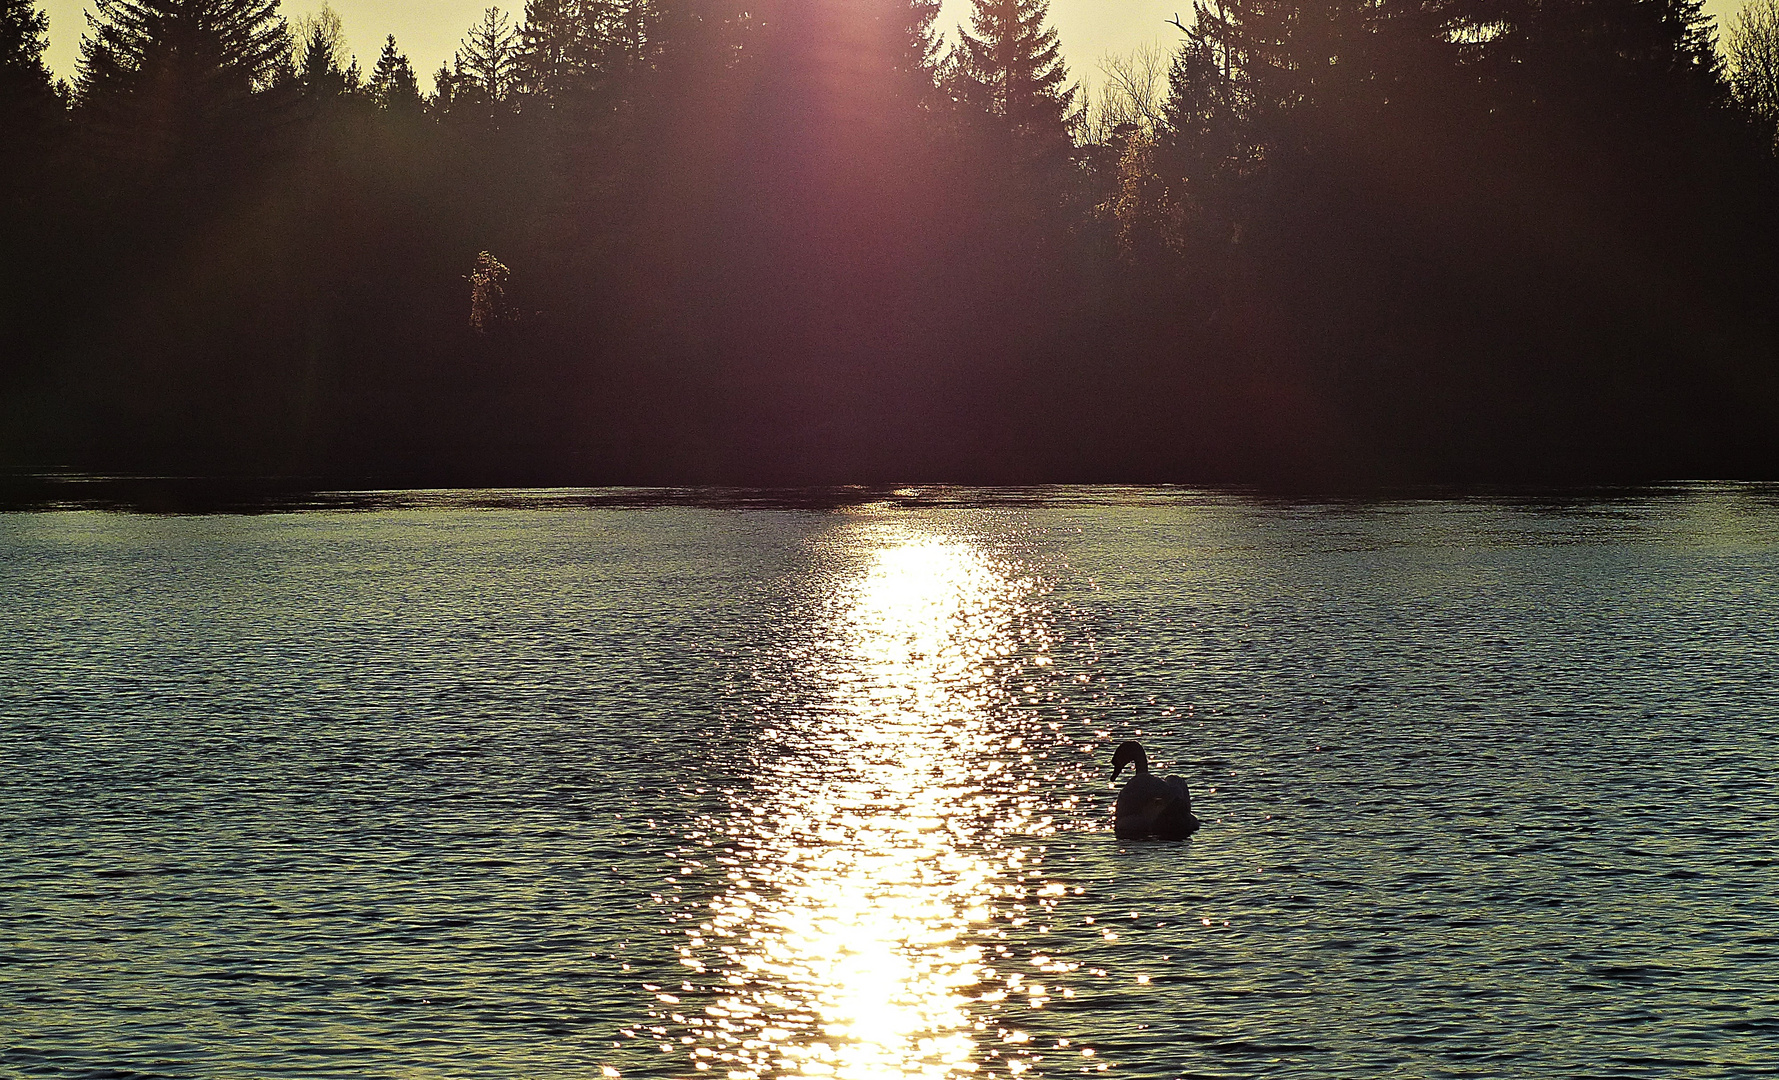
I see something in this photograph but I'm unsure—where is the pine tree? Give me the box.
[75,0,289,165]
[945,0,1075,139]
[457,6,522,104]
[368,34,421,111]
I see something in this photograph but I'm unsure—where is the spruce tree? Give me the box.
[609,0,655,69]
[1174,0,1384,130]
[287,4,346,74]
[298,23,348,96]
[945,0,1074,138]
[1,0,61,143]
[518,0,593,101]
[1159,12,1255,185]
[885,0,940,91]
[524,0,654,103]
[75,0,289,165]
[78,0,289,101]
[1452,0,1720,113]
[1,0,54,97]
[368,34,421,111]
[457,6,522,104]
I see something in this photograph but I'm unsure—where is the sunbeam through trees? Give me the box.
[2,0,1778,484]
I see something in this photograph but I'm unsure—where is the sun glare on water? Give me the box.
[638,520,1068,1078]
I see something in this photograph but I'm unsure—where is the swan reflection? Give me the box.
[665,522,1058,1078]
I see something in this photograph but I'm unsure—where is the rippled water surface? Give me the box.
[4,486,1779,1078]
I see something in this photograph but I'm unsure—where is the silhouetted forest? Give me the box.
[4,0,1779,484]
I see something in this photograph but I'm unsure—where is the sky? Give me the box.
[36,0,1752,94]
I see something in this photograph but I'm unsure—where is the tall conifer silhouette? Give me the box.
[1,0,61,145]
[75,0,288,166]
[946,0,1074,138]
[885,0,940,91]
[457,6,522,103]
[517,0,590,101]
[297,22,352,97]
[368,35,420,111]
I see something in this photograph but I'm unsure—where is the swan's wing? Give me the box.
[1163,775,1193,806]
[1117,775,1186,837]
[1154,797,1201,838]
[1153,775,1199,838]
[1115,782,1168,822]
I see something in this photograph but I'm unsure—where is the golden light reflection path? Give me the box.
[661,519,1080,1079]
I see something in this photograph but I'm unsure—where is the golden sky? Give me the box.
[37,0,1752,95]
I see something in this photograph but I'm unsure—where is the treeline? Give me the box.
[3,0,1779,484]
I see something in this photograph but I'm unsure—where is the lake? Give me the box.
[3,485,1778,1078]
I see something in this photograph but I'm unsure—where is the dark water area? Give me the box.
[3,485,1778,1078]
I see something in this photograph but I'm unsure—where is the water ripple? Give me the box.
[3,488,1778,1077]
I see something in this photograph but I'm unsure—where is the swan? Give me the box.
[1111,741,1200,840]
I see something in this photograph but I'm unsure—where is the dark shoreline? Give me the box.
[3,471,1773,515]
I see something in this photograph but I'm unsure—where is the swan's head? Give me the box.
[1111,740,1149,780]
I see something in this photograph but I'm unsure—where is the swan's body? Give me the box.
[1112,741,1200,840]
